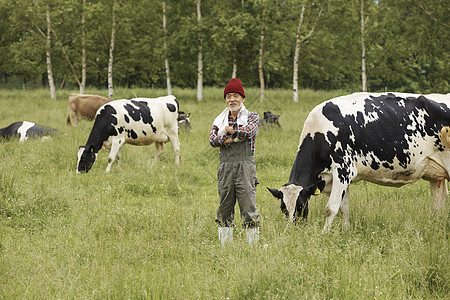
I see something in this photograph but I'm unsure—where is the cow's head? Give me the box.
[268,181,325,222]
[77,146,98,173]
[438,126,450,148]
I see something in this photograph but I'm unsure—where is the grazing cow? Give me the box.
[77,95,181,173]
[67,93,110,126]
[0,121,58,142]
[268,92,450,232]
[260,111,281,127]
[178,111,191,132]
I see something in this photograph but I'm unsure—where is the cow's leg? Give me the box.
[323,167,353,233]
[339,187,350,230]
[430,179,447,211]
[166,128,180,166]
[323,186,346,232]
[71,111,79,127]
[155,142,164,162]
[105,139,122,173]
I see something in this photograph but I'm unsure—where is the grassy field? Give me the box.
[0,88,448,299]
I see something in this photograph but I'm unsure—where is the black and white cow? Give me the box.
[77,95,181,173]
[268,92,450,232]
[177,111,191,132]
[0,121,58,142]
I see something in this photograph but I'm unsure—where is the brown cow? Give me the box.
[67,93,111,126]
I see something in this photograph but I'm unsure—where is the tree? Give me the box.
[208,0,259,86]
[360,0,367,92]
[45,9,56,99]
[108,1,116,98]
[6,0,56,96]
[292,0,322,102]
[162,0,172,95]
[258,7,266,102]
[80,0,87,94]
[196,0,203,100]
[1,0,448,93]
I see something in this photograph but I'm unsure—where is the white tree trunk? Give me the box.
[361,0,367,92]
[80,0,86,94]
[293,5,305,103]
[46,10,56,100]
[258,24,265,102]
[163,1,172,95]
[108,6,116,99]
[292,3,322,102]
[196,0,203,101]
[258,11,265,102]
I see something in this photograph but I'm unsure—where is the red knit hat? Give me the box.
[224,78,246,99]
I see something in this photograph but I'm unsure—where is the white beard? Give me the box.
[228,102,242,112]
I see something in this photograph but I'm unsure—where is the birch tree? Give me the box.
[360,0,368,92]
[292,1,322,102]
[45,9,56,99]
[12,1,56,99]
[163,0,172,95]
[196,0,203,101]
[258,7,266,102]
[80,0,86,94]
[108,1,116,99]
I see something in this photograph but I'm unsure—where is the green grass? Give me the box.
[0,88,448,299]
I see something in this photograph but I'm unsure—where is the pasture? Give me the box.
[0,88,448,299]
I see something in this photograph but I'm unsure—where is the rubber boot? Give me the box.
[218,227,233,247]
[246,227,259,246]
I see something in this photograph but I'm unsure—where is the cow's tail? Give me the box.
[438,126,450,148]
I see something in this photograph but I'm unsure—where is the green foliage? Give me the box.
[0,0,449,92]
[0,88,448,298]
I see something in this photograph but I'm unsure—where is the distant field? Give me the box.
[0,88,448,299]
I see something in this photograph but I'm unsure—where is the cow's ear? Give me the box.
[305,180,325,196]
[267,187,283,199]
[316,180,326,193]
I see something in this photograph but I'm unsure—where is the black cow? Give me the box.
[260,111,281,127]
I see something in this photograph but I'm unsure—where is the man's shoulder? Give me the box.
[248,111,259,119]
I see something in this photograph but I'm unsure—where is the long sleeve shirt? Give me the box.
[209,111,259,154]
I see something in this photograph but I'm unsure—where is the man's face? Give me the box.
[226,93,244,112]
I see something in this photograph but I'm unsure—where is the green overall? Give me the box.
[216,138,260,228]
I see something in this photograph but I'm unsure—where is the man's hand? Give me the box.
[224,137,234,144]
[225,126,235,134]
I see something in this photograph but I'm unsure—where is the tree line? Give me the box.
[0,0,448,100]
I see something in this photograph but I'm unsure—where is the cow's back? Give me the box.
[299,92,450,186]
[94,96,179,145]
[300,92,450,144]
[102,96,178,127]
[69,93,110,120]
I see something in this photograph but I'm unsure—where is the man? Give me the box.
[209,78,260,246]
